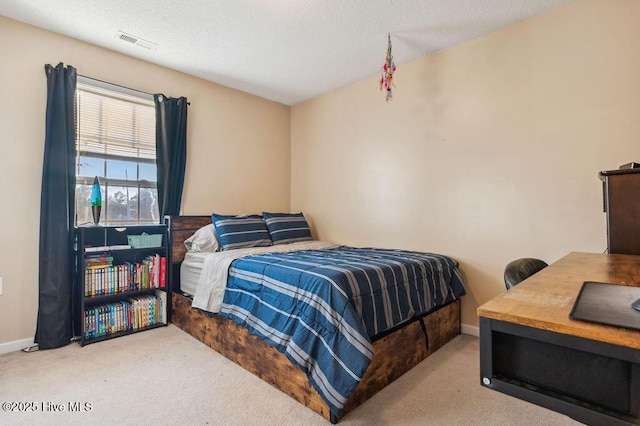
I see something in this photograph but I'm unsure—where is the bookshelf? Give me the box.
[74,224,170,346]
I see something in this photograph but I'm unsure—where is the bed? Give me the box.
[165,215,466,423]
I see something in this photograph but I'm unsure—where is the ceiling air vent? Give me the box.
[116,31,157,50]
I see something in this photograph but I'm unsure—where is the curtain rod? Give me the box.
[78,74,191,105]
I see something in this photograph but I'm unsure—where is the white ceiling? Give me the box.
[0,0,575,105]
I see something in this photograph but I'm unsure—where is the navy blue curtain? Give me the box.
[35,63,77,350]
[154,94,187,218]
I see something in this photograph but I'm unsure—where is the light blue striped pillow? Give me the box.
[211,214,272,250]
[262,212,312,245]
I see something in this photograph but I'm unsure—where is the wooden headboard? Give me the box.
[164,215,212,292]
[164,215,212,263]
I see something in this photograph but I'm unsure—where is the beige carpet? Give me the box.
[0,325,581,426]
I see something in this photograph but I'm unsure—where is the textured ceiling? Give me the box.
[0,0,575,105]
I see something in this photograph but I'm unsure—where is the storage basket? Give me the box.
[127,234,162,248]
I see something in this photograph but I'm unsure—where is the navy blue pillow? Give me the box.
[211,214,272,250]
[262,212,312,245]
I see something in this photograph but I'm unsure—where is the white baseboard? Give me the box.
[0,337,35,355]
[1,325,478,352]
[461,324,479,337]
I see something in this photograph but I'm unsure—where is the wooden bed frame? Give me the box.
[165,215,462,423]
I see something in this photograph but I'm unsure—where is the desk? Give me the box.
[478,252,640,426]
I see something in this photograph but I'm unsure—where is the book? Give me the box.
[154,254,161,289]
[84,255,113,266]
[159,256,166,289]
[85,246,110,253]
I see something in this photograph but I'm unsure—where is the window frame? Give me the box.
[74,76,158,226]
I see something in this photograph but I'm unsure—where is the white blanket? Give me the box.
[191,241,338,313]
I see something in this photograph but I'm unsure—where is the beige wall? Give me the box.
[291,0,640,328]
[0,16,291,346]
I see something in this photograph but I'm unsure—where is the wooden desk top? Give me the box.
[478,252,640,350]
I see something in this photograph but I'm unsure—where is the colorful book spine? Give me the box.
[160,256,166,289]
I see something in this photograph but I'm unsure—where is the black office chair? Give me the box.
[504,258,548,290]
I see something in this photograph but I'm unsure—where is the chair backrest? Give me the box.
[504,258,548,290]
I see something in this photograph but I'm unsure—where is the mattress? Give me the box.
[180,252,208,296]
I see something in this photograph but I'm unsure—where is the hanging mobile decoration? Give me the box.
[380,33,396,102]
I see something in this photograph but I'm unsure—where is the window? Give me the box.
[75,77,158,225]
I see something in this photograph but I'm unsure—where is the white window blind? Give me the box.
[76,80,155,160]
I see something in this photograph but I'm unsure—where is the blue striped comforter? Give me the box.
[219,246,466,417]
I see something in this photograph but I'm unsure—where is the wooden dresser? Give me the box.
[600,168,640,255]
